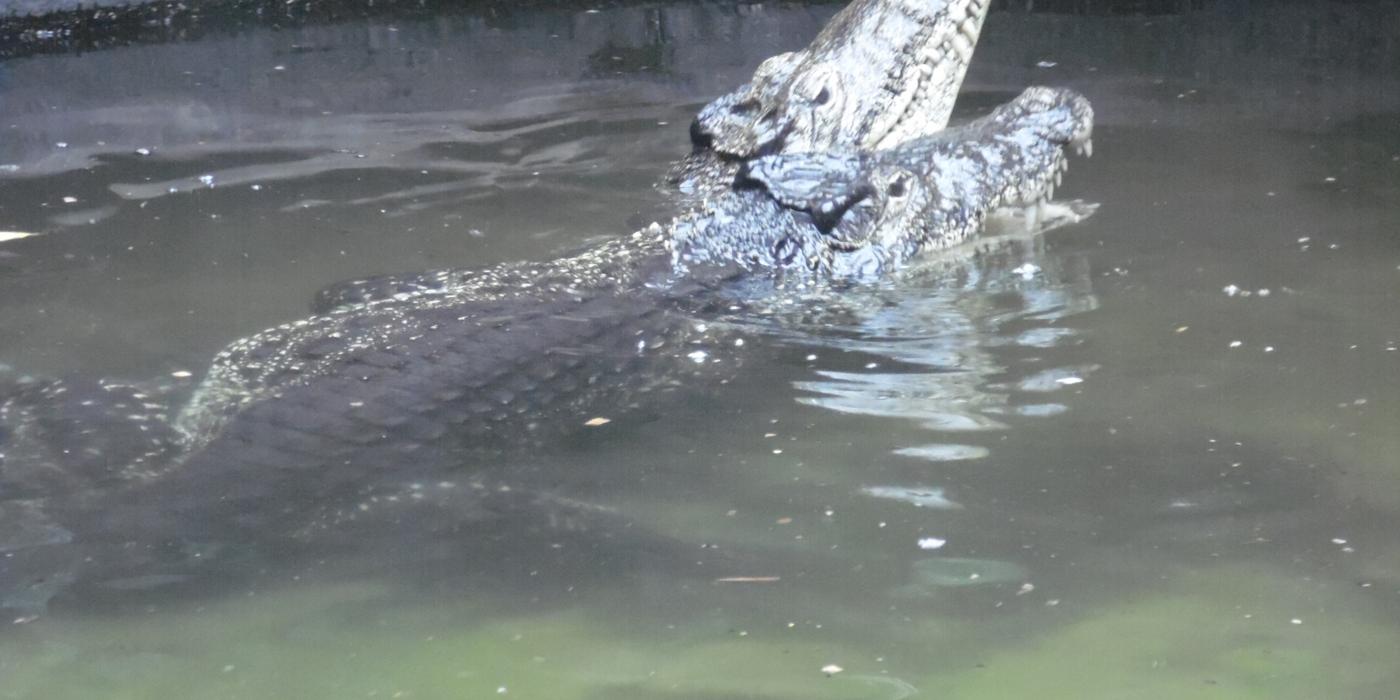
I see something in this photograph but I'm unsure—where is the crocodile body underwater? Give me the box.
[0,0,1094,609]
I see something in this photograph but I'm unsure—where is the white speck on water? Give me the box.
[135,147,152,156]
[805,354,817,361]
[0,231,41,242]
[1291,618,1303,625]
[687,350,709,364]
[1012,263,1041,279]
[1228,340,1243,348]
[1297,237,1311,243]
[1324,176,1336,183]
[1257,288,1271,296]
[821,664,844,676]
[62,196,77,204]
[250,184,262,191]
[1222,284,1241,296]
[917,537,947,550]
[734,338,745,347]
[1035,60,1058,68]
[170,370,193,378]
[55,142,68,148]
[865,362,879,369]
[273,65,286,71]
[497,686,508,694]
[198,174,215,187]
[1332,538,1348,545]
[1264,346,1275,353]
[1055,376,1084,386]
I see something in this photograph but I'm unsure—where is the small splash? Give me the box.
[893,444,990,462]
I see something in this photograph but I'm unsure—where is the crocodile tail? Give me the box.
[1,376,184,500]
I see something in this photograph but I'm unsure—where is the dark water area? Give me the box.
[2,2,1400,698]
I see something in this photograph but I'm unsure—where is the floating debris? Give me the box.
[0,231,42,243]
[582,417,611,427]
[1017,365,1098,392]
[917,537,947,550]
[860,486,962,510]
[821,664,844,676]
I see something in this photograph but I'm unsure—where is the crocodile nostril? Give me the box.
[729,98,760,115]
[689,119,714,151]
[772,236,799,266]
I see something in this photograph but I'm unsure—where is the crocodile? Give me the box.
[0,0,1094,602]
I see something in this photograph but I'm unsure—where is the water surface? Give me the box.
[2,3,1400,698]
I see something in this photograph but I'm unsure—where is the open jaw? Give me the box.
[691,0,992,159]
[671,87,1095,280]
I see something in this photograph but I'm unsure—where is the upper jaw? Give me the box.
[690,0,991,160]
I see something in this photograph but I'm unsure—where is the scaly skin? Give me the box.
[671,0,991,197]
[673,87,1095,278]
[0,0,1096,608]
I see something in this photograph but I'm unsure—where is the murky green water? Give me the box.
[3,2,1400,698]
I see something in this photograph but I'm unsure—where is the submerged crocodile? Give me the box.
[0,0,1093,600]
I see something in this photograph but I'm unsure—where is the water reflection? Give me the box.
[736,225,1100,459]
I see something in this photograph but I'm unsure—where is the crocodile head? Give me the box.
[691,0,991,158]
[672,87,1094,279]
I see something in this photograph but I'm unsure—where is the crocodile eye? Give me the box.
[814,87,831,105]
[888,177,907,199]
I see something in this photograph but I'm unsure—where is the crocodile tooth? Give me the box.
[960,17,981,40]
[1054,171,1063,188]
[946,0,966,22]
[951,34,974,62]
[1046,183,1055,200]
[1083,139,1094,158]
[918,62,934,77]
